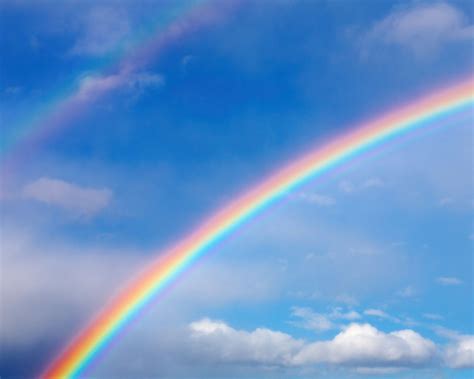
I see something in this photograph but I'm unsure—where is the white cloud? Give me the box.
[76,71,164,102]
[439,197,455,206]
[330,308,361,321]
[293,192,336,206]
[0,226,280,353]
[23,177,112,216]
[293,323,437,368]
[290,307,334,332]
[364,2,474,57]
[190,318,304,366]
[444,335,474,368]
[335,294,359,306]
[290,306,363,333]
[397,286,417,298]
[339,180,355,193]
[436,276,462,286]
[364,308,401,323]
[339,177,384,193]
[422,313,443,321]
[364,309,389,318]
[362,177,384,189]
[70,7,130,56]
[189,319,438,370]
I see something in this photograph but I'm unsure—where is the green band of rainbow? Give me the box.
[41,79,473,378]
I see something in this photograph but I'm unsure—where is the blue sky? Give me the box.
[0,1,473,378]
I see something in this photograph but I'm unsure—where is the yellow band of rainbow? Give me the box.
[42,79,474,378]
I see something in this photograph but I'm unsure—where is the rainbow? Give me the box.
[0,0,232,179]
[41,79,473,378]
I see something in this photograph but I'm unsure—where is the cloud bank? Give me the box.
[189,318,473,372]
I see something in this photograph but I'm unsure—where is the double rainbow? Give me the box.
[42,79,473,378]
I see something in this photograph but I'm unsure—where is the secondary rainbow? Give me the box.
[42,79,473,378]
[0,0,230,178]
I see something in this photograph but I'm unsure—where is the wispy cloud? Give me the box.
[23,177,112,216]
[396,286,417,298]
[363,2,474,58]
[70,7,130,56]
[422,313,443,321]
[290,306,362,333]
[436,276,462,286]
[292,192,336,206]
[339,177,384,193]
[364,308,401,323]
[290,307,334,332]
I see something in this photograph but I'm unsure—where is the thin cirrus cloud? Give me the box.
[290,307,362,333]
[69,7,130,56]
[338,177,384,194]
[436,276,463,286]
[362,2,474,57]
[22,177,112,216]
[292,192,336,206]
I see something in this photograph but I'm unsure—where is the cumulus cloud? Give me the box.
[294,323,437,368]
[364,2,474,57]
[23,177,112,216]
[189,319,438,370]
[444,335,474,368]
[436,276,462,286]
[190,318,304,366]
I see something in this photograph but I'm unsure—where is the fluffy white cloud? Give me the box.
[364,2,474,57]
[190,318,304,366]
[23,177,112,216]
[189,319,438,370]
[436,276,462,286]
[444,336,474,368]
[294,323,437,368]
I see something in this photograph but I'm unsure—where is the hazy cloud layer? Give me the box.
[70,7,130,56]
